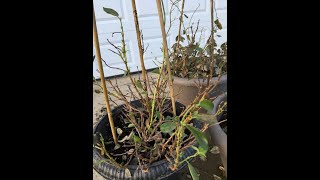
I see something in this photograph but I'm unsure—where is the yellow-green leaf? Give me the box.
[186,124,208,153]
[187,162,199,180]
[198,99,214,111]
[160,122,176,133]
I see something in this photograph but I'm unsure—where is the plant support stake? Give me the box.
[176,0,185,50]
[93,5,118,144]
[131,0,151,116]
[155,0,176,116]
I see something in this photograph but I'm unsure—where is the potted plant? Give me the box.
[168,0,227,106]
[93,1,225,179]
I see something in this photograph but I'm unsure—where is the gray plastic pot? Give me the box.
[93,100,199,180]
[173,74,227,106]
[208,92,227,176]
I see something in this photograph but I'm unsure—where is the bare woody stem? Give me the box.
[131,0,151,119]
[93,6,118,144]
[155,0,176,116]
[176,0,185,50]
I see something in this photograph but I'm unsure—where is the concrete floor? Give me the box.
[93,73,226,180]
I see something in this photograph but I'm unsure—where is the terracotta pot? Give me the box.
[172,74,227,106]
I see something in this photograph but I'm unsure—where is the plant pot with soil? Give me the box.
[93,2,224,179]
[93,100,202,180]
[166,0,227,106]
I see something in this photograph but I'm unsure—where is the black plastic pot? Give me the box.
[208,92,227,176]
[93,100,199,180]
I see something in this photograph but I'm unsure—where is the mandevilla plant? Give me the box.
[93,1,226,179]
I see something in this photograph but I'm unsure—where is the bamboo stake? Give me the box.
[93,5,118,144]
[130,0,151,115]
[176,0,185,50]
[155,0,176,116]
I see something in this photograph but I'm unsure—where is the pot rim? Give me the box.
[172,74,227,87]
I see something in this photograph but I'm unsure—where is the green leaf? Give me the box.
[192,113,218,125]
[155,111,161,120]
[128,123,135,128]
[198,99,214,112]
[135,79,143,90]
[152,68,160,74]
[183,30,186,34]
[103,7,119,17]
[215,19,222,30]
[195,47,203,52]
[186,124,208,154]
[187,162,199,180]
[160,122,177,133]
[175,35,185,42]
[133,135,141,143]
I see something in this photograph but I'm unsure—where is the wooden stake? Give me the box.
[130,0,151,114]
[155,0,176,116]
[93,5,118,144]
[176,0,185,50]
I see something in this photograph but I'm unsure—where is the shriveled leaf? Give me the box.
[114,144,121,150]
[117,128,123,136]
[187,162,199,180]
[160,122,176,133]
[213,174,222,180]
[175,35,185,42]
[192,113,218,124]
[215,19,222,30]
[118,135,129,143]
[127,131,134,140]
[124,168,132,178]
[127,149,135,155]
[186,124,208,154]
[198,99,214,112]
[210,146,220,154]
[103,7,119,17]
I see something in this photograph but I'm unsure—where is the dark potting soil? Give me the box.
[95,104,193,166]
